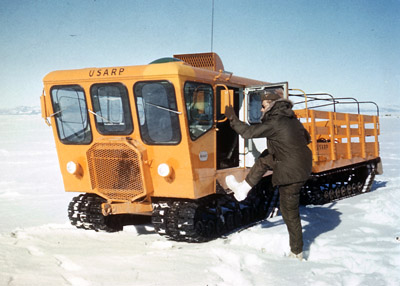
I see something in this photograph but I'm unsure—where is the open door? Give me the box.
[232,82,289,170]
[215,82,288,187]
[215,85,240,170]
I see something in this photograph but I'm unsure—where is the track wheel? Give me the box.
[340,186,347,197]
[225,212,235,231]
[347,184,353,196]
[329,189,335,200]
[335,187,341,199]
[205,220,216,238]
[357,182,363,193]
[351,183,358,194]
[256,202,267,219]
[241,207,251,225]
[323,190,330,202]
[215,216,224,235]
[195,220,205,236]
[234,211,243,227]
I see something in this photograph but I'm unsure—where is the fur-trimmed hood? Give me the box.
[262,98,294,122]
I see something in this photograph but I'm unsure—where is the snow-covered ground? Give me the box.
[1,114,399,286]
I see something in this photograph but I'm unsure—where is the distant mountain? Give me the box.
[379,104,400,115]
[0,106,41,115]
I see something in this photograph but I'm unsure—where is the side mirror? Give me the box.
[40,90,51,126]
[40,91,48,119]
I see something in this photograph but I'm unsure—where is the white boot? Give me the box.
[225,175,252,201]
[288,251,303,261]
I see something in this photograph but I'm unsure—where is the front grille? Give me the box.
[87,143,145,201]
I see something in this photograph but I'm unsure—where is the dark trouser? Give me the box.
[279,182,304,255]
[245,150,274,187]
[245,150,304,254]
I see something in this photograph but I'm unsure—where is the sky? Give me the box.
[0,0,399,110]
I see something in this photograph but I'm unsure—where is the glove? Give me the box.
[224,106,237,120]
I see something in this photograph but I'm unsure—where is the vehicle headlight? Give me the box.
[66,161,78,175]
[157,163,171,177]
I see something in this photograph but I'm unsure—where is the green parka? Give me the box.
[230,99,312,186]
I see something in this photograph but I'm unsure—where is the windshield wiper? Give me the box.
[49,109,64,117]
[88,109,118,124]
[145,102,182,115]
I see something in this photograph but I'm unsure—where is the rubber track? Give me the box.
[68,194,123,232]
[151,177,279,242]
[300,159,378,205]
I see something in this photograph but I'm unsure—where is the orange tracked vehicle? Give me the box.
[41,52,382,241]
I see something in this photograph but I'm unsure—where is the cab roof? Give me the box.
[43,52,266,87]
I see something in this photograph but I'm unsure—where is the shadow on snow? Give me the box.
[259,202,342,258]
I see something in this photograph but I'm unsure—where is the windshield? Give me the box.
[134,81,181,145]
[90,83,133,135]
[184,82,214,140]
[50,85,92,144]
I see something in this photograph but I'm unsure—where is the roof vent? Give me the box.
[173,52,224,71]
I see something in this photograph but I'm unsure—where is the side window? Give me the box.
[248,90,263,124]
[90,83,133,135]
[134,81,181,145]
[248,86,285,124]
[184,82,213,140]
[50,85,92,144]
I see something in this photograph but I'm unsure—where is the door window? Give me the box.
[247,83,287,123]
[184,82,214,140]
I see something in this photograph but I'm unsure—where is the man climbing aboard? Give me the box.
[224,89,312,260]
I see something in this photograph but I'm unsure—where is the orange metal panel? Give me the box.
[315,126,330,136]
[363,114,374,122]
[335,127,347,137]
[348,113,359,122]
[315,120,330,127]
[328,112,337,161]
[312,110,330,119]
[365,129,376,137]
[335,113,346,121]
[350,128,360,136]
[310,110,319,162]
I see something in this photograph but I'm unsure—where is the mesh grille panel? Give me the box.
[87,143,145,201]
[175,54,216,71]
